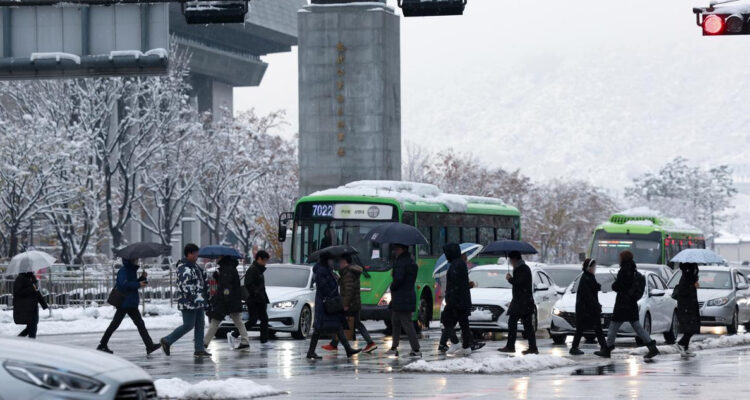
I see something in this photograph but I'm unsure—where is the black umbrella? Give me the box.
[309,245,359,262]
[364,222,429,246]
[480,240,538,257]
[114,242,171,260]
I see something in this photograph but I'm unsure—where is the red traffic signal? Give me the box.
[702,14,725,35]
[694,4,750,36]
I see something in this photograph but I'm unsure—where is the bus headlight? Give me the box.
[378,290,391,306]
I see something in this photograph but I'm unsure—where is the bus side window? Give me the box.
[462,227,477,244]
[447,227,460,245]
[479,227,494,246]
[418,225,431,256]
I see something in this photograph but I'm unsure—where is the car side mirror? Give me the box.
[535,283,549,292]
[277,211,293,242]
[649,289,665,297]
[737,282,749,290]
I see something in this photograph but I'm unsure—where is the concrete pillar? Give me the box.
[297,0,401,196]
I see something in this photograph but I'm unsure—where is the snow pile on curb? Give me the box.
[155,378,286,399]
[619,334,750,356]
[403,354,574,374]
[0,304,181,336]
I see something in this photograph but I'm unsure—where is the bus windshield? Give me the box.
[294,219,394,271]
[590,230,662,266]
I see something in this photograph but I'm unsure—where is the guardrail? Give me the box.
[0,263,249,312]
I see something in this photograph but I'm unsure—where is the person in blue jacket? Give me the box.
[97,259,160,355]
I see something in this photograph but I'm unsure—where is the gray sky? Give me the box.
[234,0,750,199]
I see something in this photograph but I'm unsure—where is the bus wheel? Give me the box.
[417,295,432,332]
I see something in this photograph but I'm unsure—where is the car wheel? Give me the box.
[636,314,651,347]
[292,305,312,340]
[663,313,678,344]
[727,308,739,335]
[550,332,567,345]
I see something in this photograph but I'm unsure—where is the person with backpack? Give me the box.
[672,262,700,358]
[203,255,250,350]
[595,251,659,359]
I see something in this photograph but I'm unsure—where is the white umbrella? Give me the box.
[670,248,724,265]
[6,251,56,275]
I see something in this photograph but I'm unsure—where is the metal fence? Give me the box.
[0,262,250,311]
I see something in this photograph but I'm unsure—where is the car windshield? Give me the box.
[667,270,732,290]
[571,271,617,293]
[264,267,310,288]
[590,230,662,266]
[543,268,581,287]
[294,219,395,271]
[470,269,512,289]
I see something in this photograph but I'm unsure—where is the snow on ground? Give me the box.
[403,354,575,374]
[155,378,285,399]
[616,333,750,356]
[0,303,181,336]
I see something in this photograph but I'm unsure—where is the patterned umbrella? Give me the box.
[433,243,483,278]
[670,248,724,264]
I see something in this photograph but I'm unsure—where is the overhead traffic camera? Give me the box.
[398,0,466,17]
[693,0,750,35]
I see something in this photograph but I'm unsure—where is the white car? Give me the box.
[466,264,561,335]
[549,267,678,345]
[0,337,155,400]
[219,264,315,339]
[637,263,675,283]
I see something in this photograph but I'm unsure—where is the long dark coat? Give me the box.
[575,270,603,328]
[507,263,535,317]
[612,261,642,322]
[244,261,270,305]
[13,273,47,325]
[339,263,363,313]
[209,258,244,319]
[674,264,700,334]
[443,243,472,317]
[313,262,345,331]
[390,251,418,313]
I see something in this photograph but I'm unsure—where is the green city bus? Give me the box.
[588,209,706,267]
[278,181,521,329]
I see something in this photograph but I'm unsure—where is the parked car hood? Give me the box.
[0,337,144,377]
[470,288,512,306]
[267,286,311,303]
[697,288,733,302]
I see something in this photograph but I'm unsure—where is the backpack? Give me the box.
[629,272,646,299]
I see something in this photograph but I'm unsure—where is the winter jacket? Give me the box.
[575,270,603,328]
[339,263,363,313]
[209,258,244,319]
[507,263,535,317]
[611,261,642,322]
[176,258,209,311]
[13,273,47,325]
[244,261,270,304]
[443,243,472,316]
[390,251,418,313]
[313,262,345,331]
[116,260,144,309]
[675,264,700,335]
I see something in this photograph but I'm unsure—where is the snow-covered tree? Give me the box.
[626,157,737,246]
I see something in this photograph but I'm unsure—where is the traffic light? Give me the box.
[398,0,467,17]
[693,3,750,35]
[182,1,249,24]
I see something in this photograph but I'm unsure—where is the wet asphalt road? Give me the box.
[38,323,750,399]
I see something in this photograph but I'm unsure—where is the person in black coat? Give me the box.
[13,272,48,339]
[204,256,250,350]
[569,259,607,355]
[97,259,160,354]
[242,250,271,346]
[499,251,538,354]
[306,254,360,360]
[674,262,700,357]
[596,250,659,359]
[385,244,421,358]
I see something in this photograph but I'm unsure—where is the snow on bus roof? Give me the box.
[309,180,508,213]
[613,207,701,232]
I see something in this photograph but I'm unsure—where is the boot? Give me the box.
[644,341,660,359]
[96,344,113,354]
[306,331,321,360]
[569,347,584,356]
[594,345,613,358]
[146,343,161,355]
[498,345,516,353]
